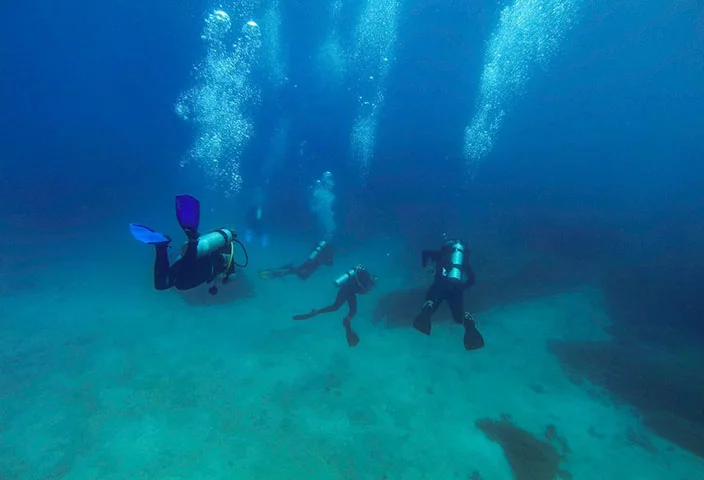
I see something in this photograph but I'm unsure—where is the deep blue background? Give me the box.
[1,0,703,338]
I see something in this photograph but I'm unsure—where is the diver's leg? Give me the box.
[447,291,465,325]
[312,289,346,314]
[293,289,346,320]
[153,244,175,290]
[446,290,484,350]
[295,260,317,280]
[343,295,360,347]
[170,240,202,290]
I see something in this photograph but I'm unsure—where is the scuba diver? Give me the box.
[292,265,376,347]
[414,238,485,351]
[129,194,249,295]
[258,238,333,280]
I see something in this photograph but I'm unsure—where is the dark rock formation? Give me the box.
[549,340,704,459]
[475,417,565,480]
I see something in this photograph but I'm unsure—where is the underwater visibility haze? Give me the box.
[1,0,704,478]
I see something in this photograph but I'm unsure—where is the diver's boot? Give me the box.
[413,301,434,336]
[463,312,485,351]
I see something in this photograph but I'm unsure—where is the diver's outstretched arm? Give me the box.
[345,294,358,321]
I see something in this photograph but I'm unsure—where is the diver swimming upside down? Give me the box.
[129,194,249,295]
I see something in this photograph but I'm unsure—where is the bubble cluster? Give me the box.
[348,0,400,179]
[175,6,263,195]
[350,89,384,178]
[350,0,399,76]
[316,36,348,88]
[464,0,579,173]
[260,0,287,87]
[315,0,348,87]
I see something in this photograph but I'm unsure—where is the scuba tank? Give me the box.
[308,240,328,261]
[444,240,465,284]
[194,229,236,258]
[334,265,375,293]
[334,266,358,288]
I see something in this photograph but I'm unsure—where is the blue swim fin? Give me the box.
[176,194,200,237]
[129,224,171,244]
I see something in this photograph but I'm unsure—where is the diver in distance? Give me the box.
[129,194,249,295]
[292,265,376,347]
[244,187,269,247]
[413,238,485,351]
[259,238,333,280]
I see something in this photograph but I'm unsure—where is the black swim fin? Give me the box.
[463,319,485,351]
[413,309,432,335]
[343,317,359,347]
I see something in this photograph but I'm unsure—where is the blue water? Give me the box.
[2,1,703,478]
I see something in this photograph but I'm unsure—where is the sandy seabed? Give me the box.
[1,237,702,480]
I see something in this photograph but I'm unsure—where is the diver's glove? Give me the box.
[293,310,317,321]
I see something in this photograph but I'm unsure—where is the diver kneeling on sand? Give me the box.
[129,194,249,295]
[258,237,334,280]
[292,265,376,347]
[413,238,485,351]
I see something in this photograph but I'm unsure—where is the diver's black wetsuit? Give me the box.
[131,194,243,295]
[292,267,375,347]
[414,243,485,350]
[153,241,230,292]
[260,242,333,280]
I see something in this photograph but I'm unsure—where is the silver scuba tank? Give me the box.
[308,240,328,261]
[445,241,465,283]
[334,266,358,288]
[195,229,235,258]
